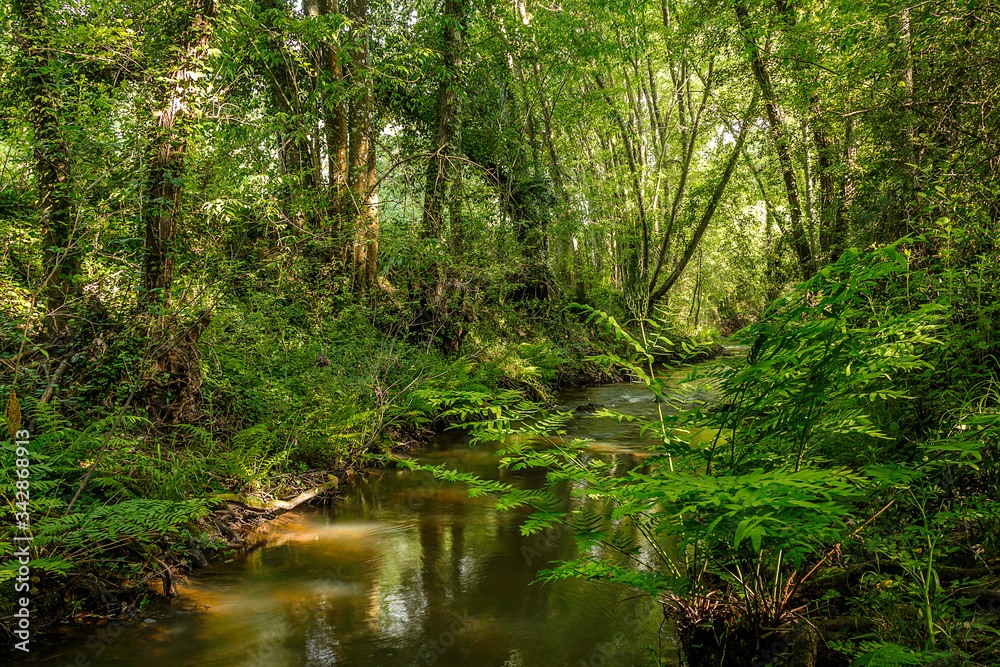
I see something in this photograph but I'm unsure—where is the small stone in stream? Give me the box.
[574,403,601,413]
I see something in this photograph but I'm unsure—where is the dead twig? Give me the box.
[783,500,896,607]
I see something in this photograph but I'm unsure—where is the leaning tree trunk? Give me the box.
[13,0,82,334]
[141,0,217,308]
[420,0,466,308]
[647,89,760,311]
[735,0,815,280]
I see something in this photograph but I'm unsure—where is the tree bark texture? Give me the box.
[344,0,379,291]
[421,0,466,304]
[320,0,349,259]
[142,0,217,307]
[14,0,82,333]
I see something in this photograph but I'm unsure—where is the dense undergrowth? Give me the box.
[0,272,701,640]
[404,236,1000,666]
[4,226,996,666]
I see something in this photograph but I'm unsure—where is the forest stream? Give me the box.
[29,362,732,667]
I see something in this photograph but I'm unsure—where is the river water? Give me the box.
[33,367,724,667]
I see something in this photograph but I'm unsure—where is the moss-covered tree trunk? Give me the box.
[138,0,217,425]
[141,0,217,308]
[13,0,82,334]
[421,0,466,307]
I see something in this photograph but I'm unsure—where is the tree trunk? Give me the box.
[320,0,349,262]
[593,72,649,277]
[734,0,814,279]
[538,85,578,292]
[421,0,466,305]
[14,0,82,333]
[141,0,217,308]
[515,60,541,172]
[449,162,465,262]
[648,89,759,310]
[812,104,841,258]
[647,59,713,295]
[622,65,646,170]
[257,0,315,230]
[646,57,666,148]
[837,114,856,245]
[345,0,378,291]
[773,0,844,263]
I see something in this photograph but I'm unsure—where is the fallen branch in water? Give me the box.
[217,477,341,515]
[265,477,340,510]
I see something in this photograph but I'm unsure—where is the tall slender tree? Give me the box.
[421,0,467,306]
[734,0,814,279]
[320,0,349,261]
[345,0,379,291]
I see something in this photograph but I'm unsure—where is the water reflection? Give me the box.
[34,380,694,667]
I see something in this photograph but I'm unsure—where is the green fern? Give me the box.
[36,499,209,544]
[853,641,937,666]
[216,424,290,491]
